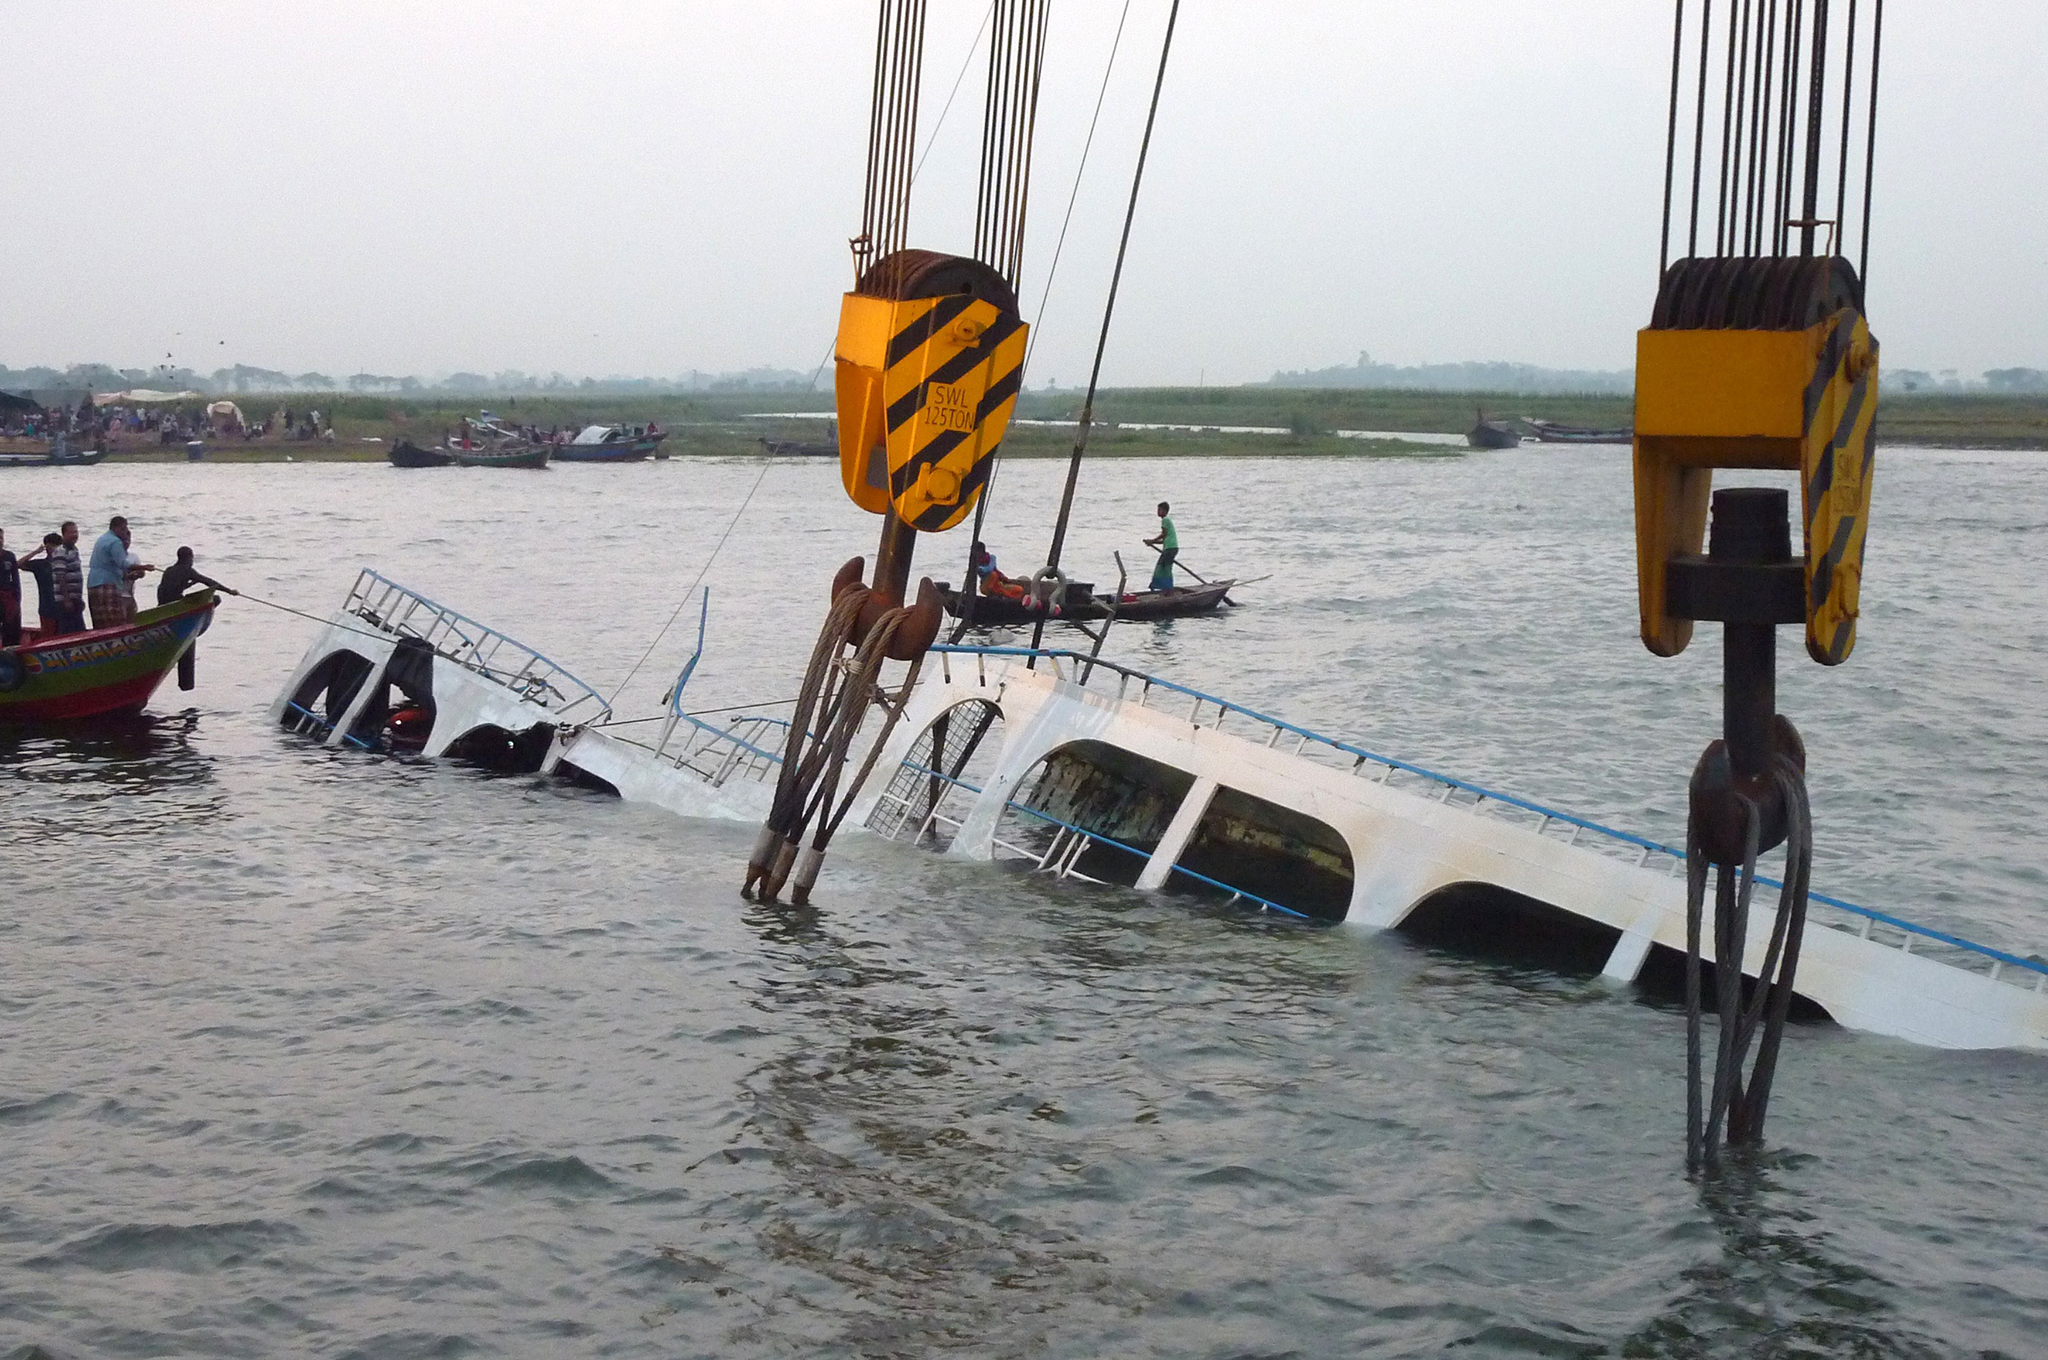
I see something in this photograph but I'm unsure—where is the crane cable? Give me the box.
[953,0,1136,641]
[1028,0,1181,659]
[854,0,928,279]
[974,0,1053,289]
[1661,0,1882,275]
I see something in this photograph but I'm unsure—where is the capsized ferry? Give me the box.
[272,570,2048,1054]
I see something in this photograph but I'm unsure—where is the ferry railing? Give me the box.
[930,644,2048,993]
[626,588,792,787]
[280,698,376,749]
[344,569,611,722]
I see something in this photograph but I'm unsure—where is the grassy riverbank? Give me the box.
[23,385,2048,462]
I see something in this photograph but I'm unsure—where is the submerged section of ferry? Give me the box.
[274,571,2048,1054]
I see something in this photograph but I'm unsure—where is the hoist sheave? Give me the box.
[836,249,1026,532]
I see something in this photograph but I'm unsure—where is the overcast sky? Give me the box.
[6,1,2044,385]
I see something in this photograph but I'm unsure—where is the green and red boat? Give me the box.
[0,590,217,721]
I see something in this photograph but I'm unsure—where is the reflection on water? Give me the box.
[732,896,1117,1354]
[2,709,224,838]
[1630,1155,1944,1360]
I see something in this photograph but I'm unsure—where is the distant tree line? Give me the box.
[1264,351,2048,397]
[6,356,2043,400]
[1267,351,1635,395]
[0,361,824,397]
[1890,367,2048,394]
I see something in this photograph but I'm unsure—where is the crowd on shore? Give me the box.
[0,394,338,446]
[0,516,235,648]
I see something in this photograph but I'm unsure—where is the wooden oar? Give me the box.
[1145,547,1262,604]
[1145,542,1209,585]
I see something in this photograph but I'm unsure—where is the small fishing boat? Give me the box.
[936,578,1235,625]
[555,425,666,462]
[0,437,107,468]
[46,441,107,466]
[389,439,455,468]
[0,590,215,721]
[1466,418,1522,449]
[760,420,839,458]
[1523,417,1634,444]
[453,444,551,469]
[759,436,838,458]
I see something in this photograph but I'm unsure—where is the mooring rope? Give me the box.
[604,455,775,708]
[239,590,435,655]
[913,1,996,187]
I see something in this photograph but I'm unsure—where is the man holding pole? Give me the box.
[1144,501,1178,591]
[158,546,237,691]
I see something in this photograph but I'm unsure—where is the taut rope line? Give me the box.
[605,455,775,707]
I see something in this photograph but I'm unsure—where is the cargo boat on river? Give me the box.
[556,425,666,462]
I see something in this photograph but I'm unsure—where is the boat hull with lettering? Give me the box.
[0,590,216,721]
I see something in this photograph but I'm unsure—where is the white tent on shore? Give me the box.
[92,389,202,406]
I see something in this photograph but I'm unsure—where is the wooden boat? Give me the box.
[453,444,551,469]
[1104,580,1236,620]
[1466,418,1522,448]
[1522,417,1634,444]
[46,441,107,466]
[389,439,455,468]
[760,436,838,458]
[555,425,666,462]
[760,420,839,458]
[0,590,216,721]
[936,578,1235,625]
[0,439,106,468]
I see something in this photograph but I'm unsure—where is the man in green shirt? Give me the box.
[1144,501,1178,591]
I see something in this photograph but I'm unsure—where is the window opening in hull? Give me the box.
[1634,944,1834,1025]
[1397,883,1623,977]
[444,723,558,774]
[1172,785,1354,923]
[284,650,376,736]
[282,638,441,752]
[999,740,1194,887]
[869,700,1005,850]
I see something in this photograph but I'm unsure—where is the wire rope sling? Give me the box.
[744,0,1053,905]
[1636,0,1885,1170]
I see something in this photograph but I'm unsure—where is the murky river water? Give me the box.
[3,446,2044,1357]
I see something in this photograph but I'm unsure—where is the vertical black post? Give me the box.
[1709,487,1790,781]
[872,509,918,604]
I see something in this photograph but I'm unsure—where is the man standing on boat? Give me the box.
[17,532,67,637]
[158,546,236,691]
[87,516,153,630]
[1144,501,1178,592]
[50,522,86,633]
[0,529,20,647]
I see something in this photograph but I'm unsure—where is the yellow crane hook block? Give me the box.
[1632,256,1879,665]
[835,249,1028,532]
